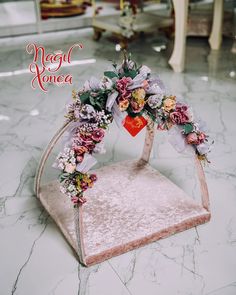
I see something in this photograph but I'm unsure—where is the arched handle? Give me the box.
[34,121,71,198]
[140,121,210,212]
[34,121,87,265]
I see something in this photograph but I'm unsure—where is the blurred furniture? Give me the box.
[92,0,173,48]
[169,0,224,72]
[40,0,86,19]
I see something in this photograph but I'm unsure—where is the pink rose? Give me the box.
[186,132,206,145]
[91,128,105,142]
[186,132,199,144]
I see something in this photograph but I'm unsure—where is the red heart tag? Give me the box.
[123,115,148,137]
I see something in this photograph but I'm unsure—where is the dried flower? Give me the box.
[186,132,206,145]
[170,103,191,124]
[91,128,105,142]
[79,104,96,121]
[64,163,76,173]
[163,96,176,112]
[147,94,163,109]
[116,77,132,100]
[197,141,211,155]
[119,99,130,111]
[130,88,146,113]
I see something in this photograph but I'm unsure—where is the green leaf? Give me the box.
[124,70,137,79]
[89,96,96,106]
[80,92,90,104]
[104,71,118,79]
[182,123,194,134]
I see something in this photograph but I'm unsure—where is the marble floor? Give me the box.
[0,29,236,295]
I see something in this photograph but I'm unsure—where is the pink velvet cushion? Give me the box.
[39,160,210,266]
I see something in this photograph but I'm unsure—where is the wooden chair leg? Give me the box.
[93,28,104,41]
[168,0,189,73]
[209,0,224,50]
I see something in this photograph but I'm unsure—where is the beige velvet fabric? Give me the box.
[39,160,210,266]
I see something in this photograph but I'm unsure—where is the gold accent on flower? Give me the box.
[132,88,146,105]
[83,175,93,187]
[72,89,77,100]
[163,95,176,112]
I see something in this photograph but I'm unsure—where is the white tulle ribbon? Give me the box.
[83,77,100,91]
[112,102,126,127]
[93,140,106,154]
[168,126,193,156]
[76,153,97,173]
[106,91,119,112]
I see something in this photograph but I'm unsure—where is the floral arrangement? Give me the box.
[54,53,213,207]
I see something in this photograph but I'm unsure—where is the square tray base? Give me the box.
[39,160,210,266]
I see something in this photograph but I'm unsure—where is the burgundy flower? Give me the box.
[170,103,191,125]
[79,133,92,142]
[91,128,105,142]
[76,155,84,163]
[90,174,97,182]
[72,134,95,152]
[83,142,96,152]
[80,181,88,191]
[198,132,206,143]
[116,77,132,100]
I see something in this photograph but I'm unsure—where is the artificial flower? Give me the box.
[198,132,206,143]
[79,104,96,121]
[76,155,84,163]
[186,132,206,145]
[132,88,146,102]
[73,145,88,155]
[186,132,199,145]
[118,99,130,111]
[100,77,113,90]
[90,174,97,182]
[116,77,132,99]
[163,96,176,112]
[64,163,76,174]
[130,88,146,113]
[91,128,105,142]
[170,103,191,124]
[147,94,163,109]
[196,141,211,155]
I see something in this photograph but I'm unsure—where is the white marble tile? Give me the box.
[0,29,236,295]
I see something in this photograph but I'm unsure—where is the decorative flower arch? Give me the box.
[43,53,213,207]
